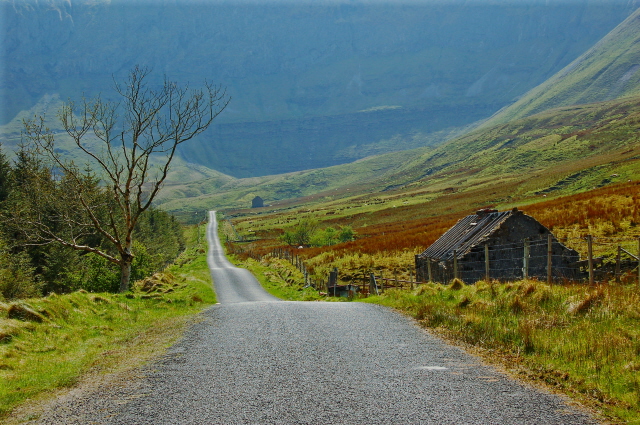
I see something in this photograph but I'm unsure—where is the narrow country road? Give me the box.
[206,211,279,304]
[29,211,598,424]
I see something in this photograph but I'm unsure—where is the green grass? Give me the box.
[361,280,640,423]
[0,224,215,421]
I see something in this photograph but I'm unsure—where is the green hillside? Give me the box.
[156,149,419,214]
[158,94,640,215]
[486,7,640,125]
[390,97,640,197]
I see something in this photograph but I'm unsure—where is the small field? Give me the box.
[224,181,640,285]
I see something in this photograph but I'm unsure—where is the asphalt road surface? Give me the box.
[29,211,598,424]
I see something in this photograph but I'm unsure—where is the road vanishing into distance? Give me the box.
[29,211,598,424]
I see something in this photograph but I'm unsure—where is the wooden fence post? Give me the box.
[453,250,458,281]
[329,268,338,296]
[369,273,379,296]
[547,234,553,284]
[587,235,594,285]
[523,238,530,280]
[615,245,621,284]
[484,243,490,282]
[427,259,432,283]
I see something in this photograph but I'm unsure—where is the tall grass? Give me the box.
[363,280,640,423]
[229,181,640,287]
[523,181,640,239]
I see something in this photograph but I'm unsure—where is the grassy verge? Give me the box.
[0,224,215,421]
[227,253,324,301]
[361,279,640,424]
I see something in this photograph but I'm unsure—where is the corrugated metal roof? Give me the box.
[418,210,513,261]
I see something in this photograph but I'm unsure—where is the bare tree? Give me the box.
[19,66,229,292]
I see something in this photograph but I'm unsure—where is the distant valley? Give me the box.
[2,0,639,176]
[156,6,640,215]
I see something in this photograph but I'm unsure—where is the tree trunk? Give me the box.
[119,250,134,293]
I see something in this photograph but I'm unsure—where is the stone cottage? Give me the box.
[251,196,264,208]
[415,208,580,284]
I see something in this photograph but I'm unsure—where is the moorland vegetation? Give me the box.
[220,126,640,423]
[3,4,640,421]
[223,179,640,423]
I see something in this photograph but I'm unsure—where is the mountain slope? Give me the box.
[156,149,420,213]
[158,94,640,213]
[391,97,640,195]
[2,0,639,177]
[485,7,640,125]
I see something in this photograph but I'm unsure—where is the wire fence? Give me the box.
[226,234,640,298]
[417,235,640,286]
[565,235,640,285]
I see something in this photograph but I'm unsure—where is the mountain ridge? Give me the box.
[3,0,638,176]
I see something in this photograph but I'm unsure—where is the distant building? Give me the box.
[415,208,580,284]
[252,196,264,208]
